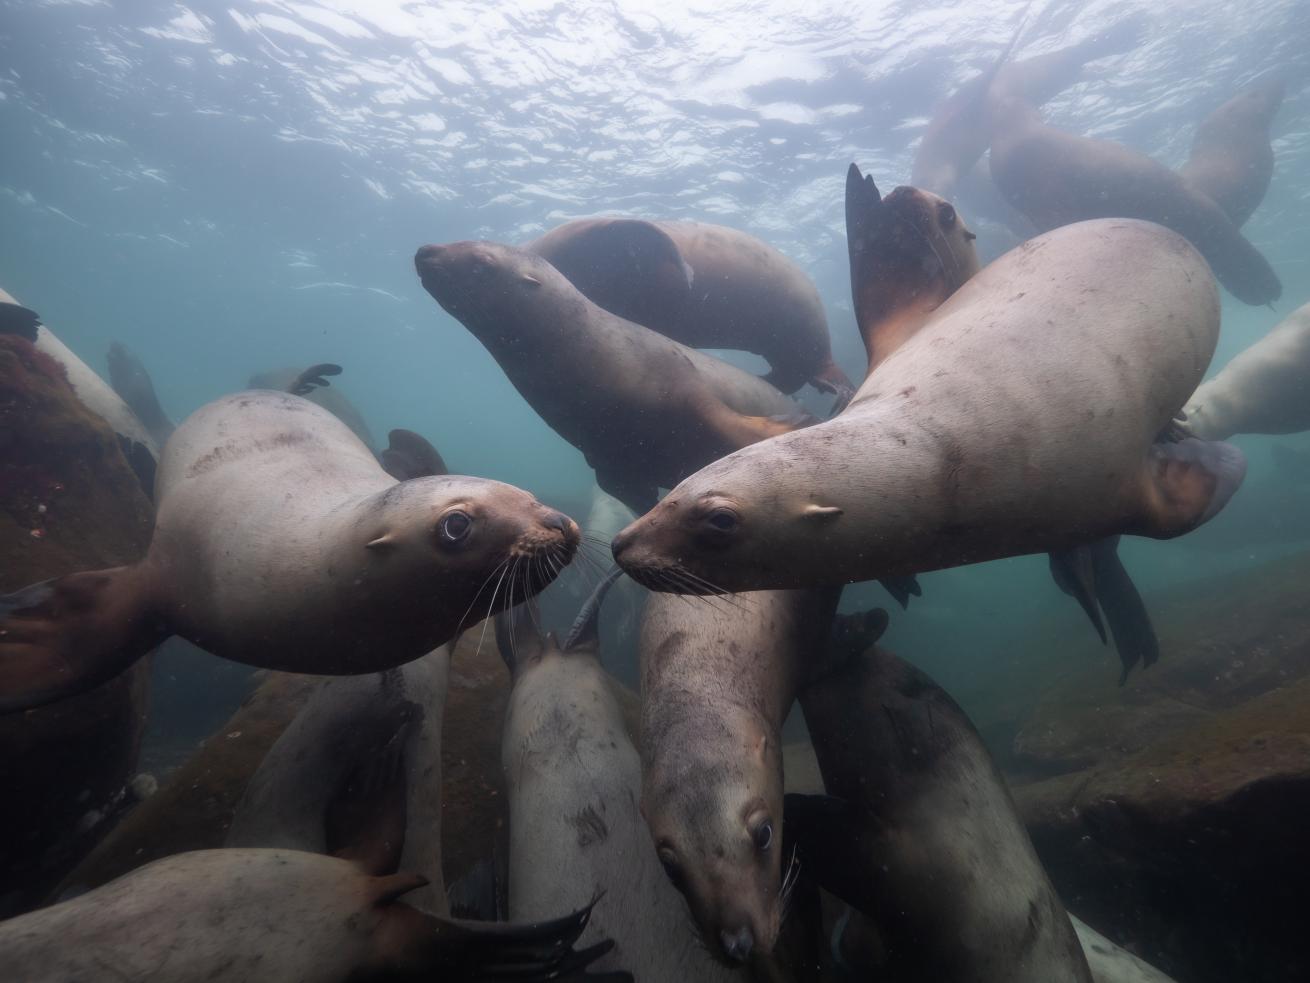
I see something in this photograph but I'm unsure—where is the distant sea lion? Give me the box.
[613,220,1245,594]
[1184,300,1310,441]
[639,586,840,964]
[106,340,176,450]
[498,596,738,981]
[416,241,814,514]
[0,390,578,712]
[0,848,624,982]
[527,218,853,399]
[1180,75,1285,228]
[785,609,1094,982]
[987,96,1281,306]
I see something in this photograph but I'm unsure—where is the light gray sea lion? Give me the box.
[526,218,853,399]
[497,595,740,981]
[1180,75,1286,228]
[613,219,1245,594]
[987,94,1282,306]
[1184,300,1310,441]
[1072,916,1178,983]
[227,646,451,915]
[784,609,1094,983]
[639,586,840,965]
[0,390,579,712]
[416,240,814,515]
[0,848,626,982]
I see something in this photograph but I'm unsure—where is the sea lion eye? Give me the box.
[937,202,956,228]
[439,510,472,543]
[705,508,739,533]
[658,849,683,886]
[753,820,773,853]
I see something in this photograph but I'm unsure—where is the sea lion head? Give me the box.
[643,704,784,965]
[1225,74,1286,129]
[358,476,580,636]
[414,241,577,339]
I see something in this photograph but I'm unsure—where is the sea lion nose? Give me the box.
[414,244,445,273]
[611,524,634,561]
[719,925,754,963]
[540,509,580,549]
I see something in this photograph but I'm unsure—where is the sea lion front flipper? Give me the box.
[782,793,872,913]
[878,575,921,610]
[594,467,658,517]
[704,401,816,454]
[1089,537,1160,683]
[0,301,41,342]
[791,358,855,404]
[106,341,177,449]
[0,567,168,712]
[1048,546,1109,645]
[1135,437,1247,538]
[379,428,448,480]
[286,362,343,397]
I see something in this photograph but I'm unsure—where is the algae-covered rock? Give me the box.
[0,335,156,917]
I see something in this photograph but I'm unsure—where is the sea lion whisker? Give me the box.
[457,558,510,635]
[474,560,514,660]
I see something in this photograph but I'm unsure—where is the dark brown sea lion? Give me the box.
[526,218,853,399]
[1180,75,1286,228]
[987,94,1281,305]
[0,390,578,712]
[415,240,814,515]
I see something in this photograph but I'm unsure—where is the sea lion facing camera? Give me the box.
[416,240,814,515]
[527,218,853,399]
[0,390,579,712]
[1180,75,1285,228]
[613,219,1244,595]
[987,94,1281,306]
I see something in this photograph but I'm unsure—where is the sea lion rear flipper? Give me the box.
[1048,546,1109,645]
[562,565,625,653]
[782,793,871,912]
[1090,537,1160,683]
[878,575,921,610]
[286,362,343,397]
[379,428,448,480]
[1136,437,1247,537]
[0,301,41,342]
[0,567,167,712]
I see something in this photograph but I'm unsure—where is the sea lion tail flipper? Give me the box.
[494,601,549,676]
[0,567,167,713]
[1137,437,1247,537]
[0,301,42,342]
[379,428,448,480]
[1048,547,1109,645]
[286,362,343,397]
[562,564,625,654]
[782,794,869,911]
[1089,538,1160,684]
[878,575,921,610]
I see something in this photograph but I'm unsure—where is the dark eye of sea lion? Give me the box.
[937,202,956,229]
[705,507,739,533]
[439,510,472,544]
[752,820,773,853]
[658,847,683,887]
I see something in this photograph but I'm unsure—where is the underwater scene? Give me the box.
[1,0,1308,980]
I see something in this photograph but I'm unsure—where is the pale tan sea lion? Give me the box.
[1180,75,1286,228]
[987,96,1282,305]
[0,390,578,712]
[416,241,814,514]
[613,219,1245,594]
[1184,300,1310,441]
[497,598,739,981]
[0,848,625,982]
[526,218,853,399]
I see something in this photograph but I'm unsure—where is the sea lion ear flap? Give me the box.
[1137,437,1247,538]
[494,600,548,676]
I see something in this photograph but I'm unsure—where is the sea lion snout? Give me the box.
[719,924,754,963]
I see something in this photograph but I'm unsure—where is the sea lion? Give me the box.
[526,218,853,399]
[0,389,578,712]
[784,608,1093,982]
[0,848,626,982]
[639,585,840,965]
[415,240,814,515]
[613,219,1245,595]
[106,340,176,449]
[987,95,1282,306]
[1184,300,1310,441]
[498,596,739,981]
[1072,916,1178,983]
[1180,75,1286,228]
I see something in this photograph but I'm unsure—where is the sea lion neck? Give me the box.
[858,285,954,374]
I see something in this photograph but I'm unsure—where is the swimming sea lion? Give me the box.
[639,585,840,965]
[106,340,176,449]
[498,597,739,981]
[1180,75,1286,228]
[987,95,1282,306]
[1184,300,1310,441]
[0,390,578,712]
[613,219,1245,594]
[784,609,1093,982]
[415,241,814,515]
[0,848,625,982]
[526,218,853,399]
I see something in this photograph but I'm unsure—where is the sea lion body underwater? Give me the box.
[613,218,1245,594]
[0,848,627,982]
[1180,75,1286,228]
[415,240,814,515]
[496,598,740,981]
[0,389,579,712]
[526,218,853,400]
[785,609,1093,983]
[987,94,1281,306]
